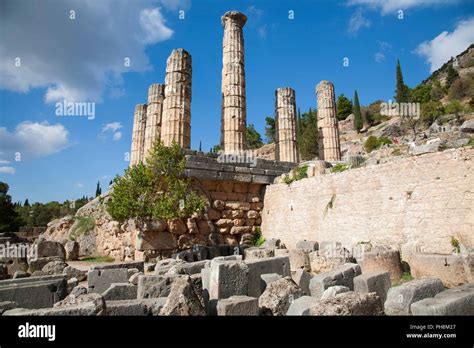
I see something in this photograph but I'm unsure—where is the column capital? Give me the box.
[221,11,247,27]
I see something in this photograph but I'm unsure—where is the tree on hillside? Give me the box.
[299,108,318,160]
[353,90,363,132]
[409,84,432,104]
[264,116,276,143]
[297,108,302,144]
[24,198,30,207]
[95,181,101,197]
[0,182,21,232]
[446,63,459,89]
[246,124,264,149]
[199,141,202,152]
[395,60,410,102]
[336,94,352,120]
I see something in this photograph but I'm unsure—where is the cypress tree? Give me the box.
[95,181,101,197]
[353,90,363,132]
[395,60,410,102]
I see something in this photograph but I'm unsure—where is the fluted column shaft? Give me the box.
[275,87,298,163]
[143,84,165,160]
[130,104,147,166]
[316,81,341,161]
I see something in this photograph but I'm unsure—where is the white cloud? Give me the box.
[140,8,174,44]
[101,122,123,141]
[0,0,174,103]
[374,41,392,63]
[160,0,191,11]
[347,0,460,15]
[0,121,70,160]
[0,167,15,174]
[348,9,371,34]
[258,25,268,39]
[76,182,84,188]
[0,160,10,164]
[415,17,474,72]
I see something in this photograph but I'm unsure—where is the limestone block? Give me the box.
[246,256,291,297]
[87,269,128,294]
[217,295,259,316]
[309,263,361,299]
[258,276,304,316]
[410,283,474,315]
[354,271,391,303]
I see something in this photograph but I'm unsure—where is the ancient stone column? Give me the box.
[275,87,298,163]
[160,48,192,149]
[220,11,247,153]
[143,84,165,161]
[130,104,147,166]
[316,81,341,161]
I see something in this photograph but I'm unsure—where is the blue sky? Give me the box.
[1,0,473,203]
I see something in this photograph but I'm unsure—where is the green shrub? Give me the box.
[330,163,349,173]
[283,165,308,185]
[364,136,392,153]
[252,227,265,247]
[70,216,95,240]
[451,236,460,254]
[107,140,207,223]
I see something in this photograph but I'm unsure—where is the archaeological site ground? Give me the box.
[0,0,473,346]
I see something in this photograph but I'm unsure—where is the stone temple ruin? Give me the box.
[0,10,472,317]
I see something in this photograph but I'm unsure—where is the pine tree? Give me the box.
[353,90,363,132]
[336,94,353,120]
[95,181,101,197]
[299,108,318,160]
[24,198,30,207]
[395,60,410,102]
[199,141,202,152]
[297,107,302,145]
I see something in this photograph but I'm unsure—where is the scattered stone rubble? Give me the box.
[2,238,471,316]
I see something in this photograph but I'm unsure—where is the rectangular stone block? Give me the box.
[245,256,291,297]
[102,283,138,301]
[309,263,361,299]
[217,295,259,316]
[106,298,167,316]
[384,277,445,315]
[0,275,67,309]
[91,261,145,273]
[354,271,391,303]
[296,240,319,251]
[286,295,320,315]
[410,283,474,315]
[209,258,249,300]
[137,274,180,299]
[88,269,128,294]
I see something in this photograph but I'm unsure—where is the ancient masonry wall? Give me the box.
[262,147,474,255]
[220,11,247,153]
[316,81,341,161]
[130,104,147,166]
[143,84,165,161]
[161,49,192,149]
[275,87,298,163]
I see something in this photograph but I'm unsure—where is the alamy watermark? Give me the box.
[55,99,95,120]
[216,150,257,167]
[0,242,38,261]
[380,100,420,119]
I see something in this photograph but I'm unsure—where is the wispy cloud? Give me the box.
[0,166,15,174]
[347,0,461,15]
[374,41,392,63]
[415,17,474,72]
[348,9,371,34]
[100,122,123,141]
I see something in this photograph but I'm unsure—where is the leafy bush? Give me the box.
[451,236,460,254]
[107,140,206,223]
[330,163,349,173]
[364,136,392,153]
[421,100,444,126]
[283,165,308,184]
[252,227,266,247]
[69,216,95,240]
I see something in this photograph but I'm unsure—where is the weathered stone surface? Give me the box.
[62,265,87,281]
[130,103,147,166]
[13,271,29,279]
[262,238,281,249]
[166,260,209,276]
[155,258,186,275]
[260,273,282,294]
[102,283,138,301]
[316,80,341,161]
[408,252,471,288]
[136,231,177,251]
[143,84,165,159]
[168,218,187,235]
[106,297,167,316]
[309,251,351,275]
[33,240,66,260]
[292,269,311,295]
[460,119,474,133]
[0,301,17,315]
[288,249,311,272]
[296,240,318,252]
[275,87,298,163]
[244,247,274,261]
[308,291,383,315]
[160,276,206,316]
[129,271,143,285]
[321,285,350,300]
[87,268,128,294]
[258,276,304,316]
[42,260,68,275]
[286,296,320,315]
[217,295,259,316]
[28,256,64,273]
[410,283,474,315]
[91,261,145,273]
[137,274,180,299]
[309,263,361,299]
[354,271,391,304]
[246,256,291,297]
[358,248,402,281]
[384,278,445,315]
[0,274,67,309]
[209,258,249,301]
[70,285,87,297]
[65,241,79,261]
[4,293,105,316]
